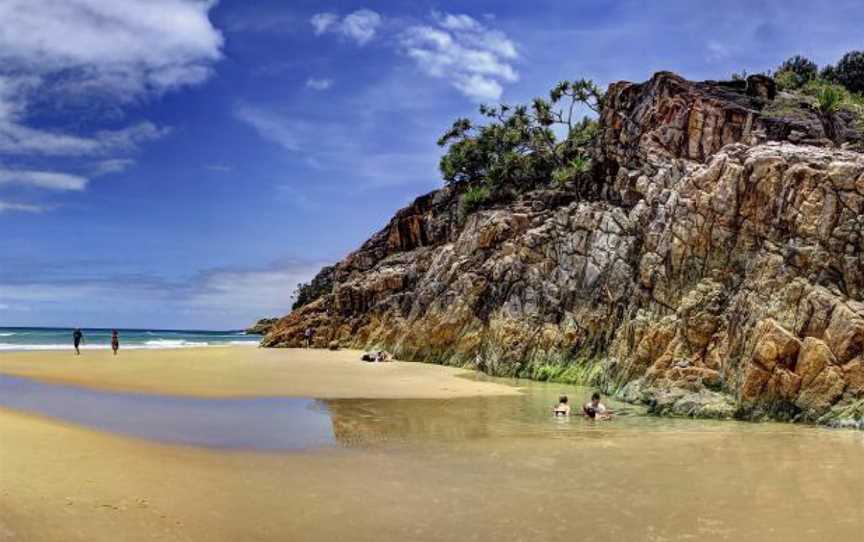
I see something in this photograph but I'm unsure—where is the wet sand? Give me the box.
[2,350,863,541]
[0,347,517,399]
[2,402,863,542]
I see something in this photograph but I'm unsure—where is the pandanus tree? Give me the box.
[436,79,604,210]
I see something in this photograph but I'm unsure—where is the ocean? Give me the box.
[0,327,260,351]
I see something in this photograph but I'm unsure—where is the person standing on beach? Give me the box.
[111,329,120,356]
[72,328,84,355]
[304,327,315,348]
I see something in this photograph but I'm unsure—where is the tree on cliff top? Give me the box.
[774,55,818,90]
[824,51,864,93]
[436,79,603,197]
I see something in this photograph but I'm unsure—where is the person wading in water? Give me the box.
[72,328,84,355]
[111,329,120,356]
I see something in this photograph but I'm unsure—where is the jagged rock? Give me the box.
[245,318,278,335]
[261,72,864,427]
[328,340,340,351]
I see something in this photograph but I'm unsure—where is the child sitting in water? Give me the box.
[552,395,571,416]
[583,392,612,419]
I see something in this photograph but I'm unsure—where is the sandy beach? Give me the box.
[2,347,863,541]
[0,346,517,399]
[0,347,519,541]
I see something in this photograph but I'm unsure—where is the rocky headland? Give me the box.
[262,72,864,428]
[245,318,278,335]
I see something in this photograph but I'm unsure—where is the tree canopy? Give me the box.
[436,79,603,199]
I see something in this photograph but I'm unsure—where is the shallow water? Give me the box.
[2,374,863,540]
[0,375,334,449]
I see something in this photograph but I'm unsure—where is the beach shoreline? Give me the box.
[0,348,518,541]
[0,346,519,399]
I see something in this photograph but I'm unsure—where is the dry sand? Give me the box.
[0,347,519,541]
[0,346,517,399]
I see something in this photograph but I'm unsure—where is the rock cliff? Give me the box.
[263,72,864,428]
[245,318,278,335]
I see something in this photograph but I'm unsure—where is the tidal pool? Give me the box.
[2,374,862,541]
[0,374,334,449]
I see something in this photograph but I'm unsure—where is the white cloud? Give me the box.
[0,0,223,97]
[341,9,382,44]
[0,118,167,157]
[0,168,89,191]
[306,78,333,91]
[311,12,339,35]
[0,200,47,213]
[400,12,519,101]
[310,9,382,45]
[434,12,482,32]
[453,74,504,102]
[0,1,221,206]
[234,104,306,152]
[93,158,135,176]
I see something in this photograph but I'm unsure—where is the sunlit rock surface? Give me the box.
[263,72,864,427]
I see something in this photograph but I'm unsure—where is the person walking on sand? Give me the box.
[304,327,315,348]
[111,329,120,356]
[72,328,84,355]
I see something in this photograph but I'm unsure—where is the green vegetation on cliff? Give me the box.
[437,79,603,210]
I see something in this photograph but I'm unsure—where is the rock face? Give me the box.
[245,318,278,335]
[263,72,864,427]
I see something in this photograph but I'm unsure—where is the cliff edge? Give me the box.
[263,72,864,427]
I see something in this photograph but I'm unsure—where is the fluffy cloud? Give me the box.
[400,12,519,101]
[310,9,382,45]
[0,0,223,97]
[0,0,222,211]
[311,13,339,35]
[306,78,334,91]
[0,168,89,191]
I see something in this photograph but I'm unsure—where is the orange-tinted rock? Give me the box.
[750,319,801,371]
[843,359,864,396]
[796,367,847,415]
[261,72,864,426]
[741,365,771,405]
[766,369,802,402]
[824,305,864,364]
[795,337,837,388]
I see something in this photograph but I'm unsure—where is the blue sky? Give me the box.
[1,0,862,330]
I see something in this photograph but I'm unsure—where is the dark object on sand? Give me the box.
[328,340,340,351]
[361,351,392,362]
